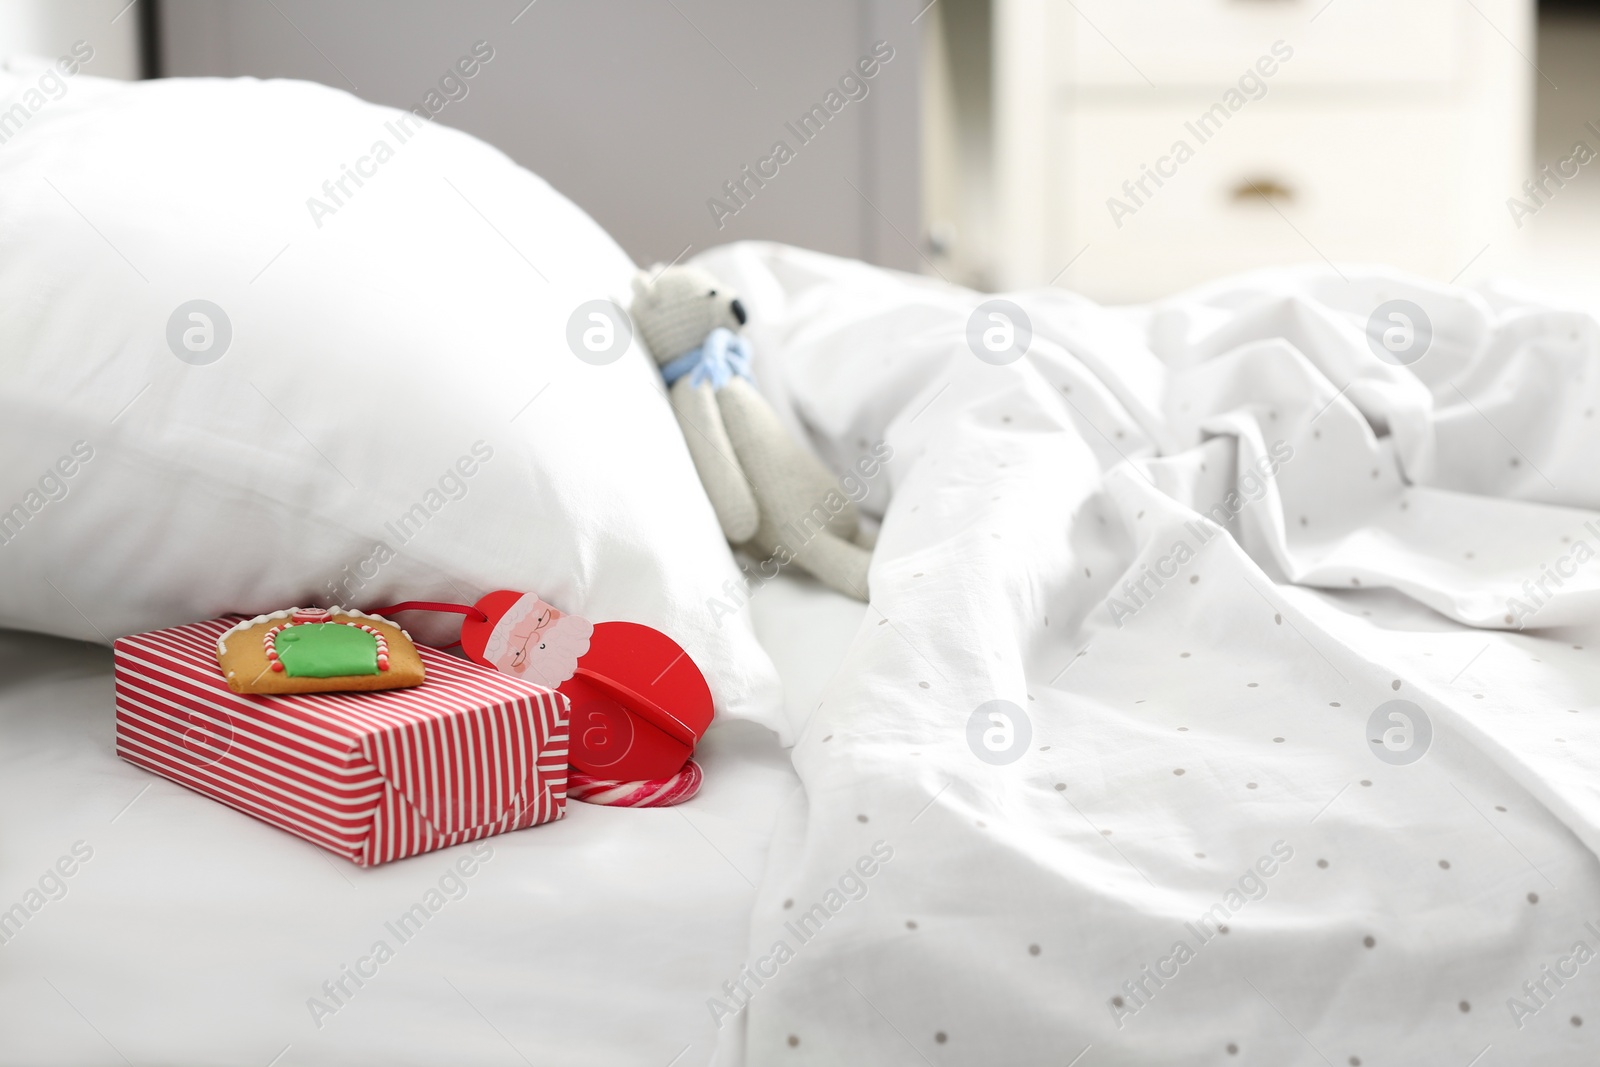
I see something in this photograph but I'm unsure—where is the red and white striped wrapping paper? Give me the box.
[113,616,570,866]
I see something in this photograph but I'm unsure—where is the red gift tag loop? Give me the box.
[362,600,489,623]
[361,600,488,649]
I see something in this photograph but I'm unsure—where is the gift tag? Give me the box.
[459,590,593,690]
[561,621,714,781]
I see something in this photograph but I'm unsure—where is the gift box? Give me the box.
[112,616,570,866]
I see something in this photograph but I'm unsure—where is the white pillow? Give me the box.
[0,72,783,733]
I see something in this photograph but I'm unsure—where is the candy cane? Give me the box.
[567,759,703,808]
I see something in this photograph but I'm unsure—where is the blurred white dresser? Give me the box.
[0,0,140,79]
[922,0,1535,301]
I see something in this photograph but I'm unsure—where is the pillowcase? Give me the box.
[0,71,782,733]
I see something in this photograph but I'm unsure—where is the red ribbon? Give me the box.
[361,600,487,649]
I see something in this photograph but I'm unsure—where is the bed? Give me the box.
[3,68,1600,1067]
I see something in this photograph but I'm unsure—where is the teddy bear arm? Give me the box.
[670,378,760,544]
[721,383,844,487]
[715,379,860,531]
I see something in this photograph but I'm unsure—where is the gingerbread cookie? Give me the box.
[215,607,425,695]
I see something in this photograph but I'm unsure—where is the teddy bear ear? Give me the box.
[631,268,660,301]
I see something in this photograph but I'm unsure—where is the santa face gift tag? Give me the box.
[460,590,593,690]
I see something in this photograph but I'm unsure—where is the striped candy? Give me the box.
[567,759,703,807]
[113,616,569,866]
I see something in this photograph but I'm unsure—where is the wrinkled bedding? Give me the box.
[8,234,1600,1066]
[704,242,1600,1066]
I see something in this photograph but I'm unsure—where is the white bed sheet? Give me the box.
[0,573,865,1067]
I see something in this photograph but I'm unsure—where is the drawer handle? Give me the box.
[1231,177,1295,204]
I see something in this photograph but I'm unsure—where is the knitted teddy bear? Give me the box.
[630,264,871,600]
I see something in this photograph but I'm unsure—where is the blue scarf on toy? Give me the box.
[659,328,752,391]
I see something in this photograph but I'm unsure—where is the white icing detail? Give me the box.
[215,605,404,655]
[217,607,299,651]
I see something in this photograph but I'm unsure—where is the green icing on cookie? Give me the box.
[276,623,379,678]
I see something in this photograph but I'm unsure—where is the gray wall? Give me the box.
[156,0,923,271]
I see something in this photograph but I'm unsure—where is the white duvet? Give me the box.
[700,244,1600,1066]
